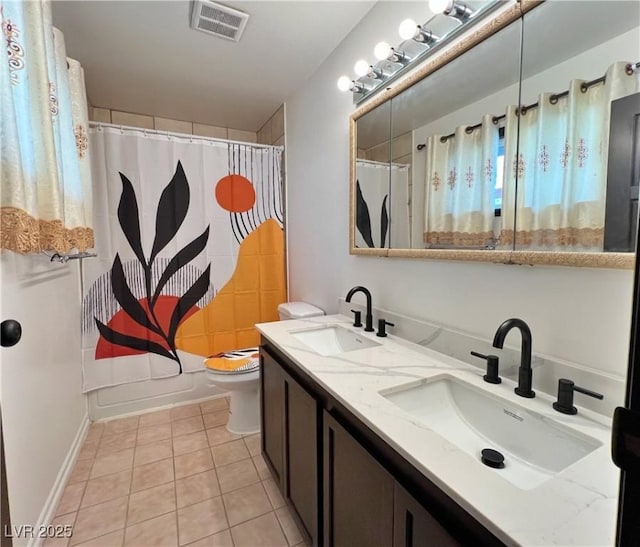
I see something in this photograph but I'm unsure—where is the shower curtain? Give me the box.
[81,126,286,392]
[355,160,410,248]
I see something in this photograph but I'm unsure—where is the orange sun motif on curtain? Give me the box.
[215,174,256,212]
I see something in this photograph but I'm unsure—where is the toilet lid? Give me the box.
[204,347,260,375]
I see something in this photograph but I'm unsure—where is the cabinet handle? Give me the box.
[327,427,335,547]
[405,510,414,547]
[284,380,291,498]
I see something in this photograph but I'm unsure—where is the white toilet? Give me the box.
[204,301,324,435]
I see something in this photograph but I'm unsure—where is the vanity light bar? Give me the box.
[399,19,440,45]
[413,27,440,45]
[429,0,474,22]
[388,47,413,64]
[337,0,491,102]
[338,0,502,104]
[336,76,373,94]
[367,65,392,80]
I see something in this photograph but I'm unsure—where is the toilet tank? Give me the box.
[278,302,324,320]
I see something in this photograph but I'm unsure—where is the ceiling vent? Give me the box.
[190,1,249,42]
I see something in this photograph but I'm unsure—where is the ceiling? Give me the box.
[52,0,375,131]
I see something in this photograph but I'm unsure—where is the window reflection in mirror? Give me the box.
[355,101,391,249]
[388,17,522,250]
[514,0,640,253]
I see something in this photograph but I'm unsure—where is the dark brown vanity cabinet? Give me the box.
[260,347,319,544]
[261,347,286,485]
[260,341,501,547]
[323,411,394,546]
[323,412,460,547]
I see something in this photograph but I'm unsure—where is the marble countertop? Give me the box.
[256,314,619,547]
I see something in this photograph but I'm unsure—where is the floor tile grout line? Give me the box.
[174,474,270,512]
[48,506,80,547]
[120,422,138,546]
[74,527,125,547]
[226,505,274,531]
[173,445,181,546]
[217,465,233,543]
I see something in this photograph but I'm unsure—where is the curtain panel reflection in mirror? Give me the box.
[424,114,498,247]
[355,160,410,248]
[0,0,93,254]
[501,61,640,251]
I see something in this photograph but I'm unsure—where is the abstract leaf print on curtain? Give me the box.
[93,162,210,373]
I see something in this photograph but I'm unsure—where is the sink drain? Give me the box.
[481,448,505,469]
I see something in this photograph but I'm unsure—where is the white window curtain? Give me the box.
[1,0,93,254]
[501,61,639,251]
[423,114,498,247]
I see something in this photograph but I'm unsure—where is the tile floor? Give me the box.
[46,398,308,547]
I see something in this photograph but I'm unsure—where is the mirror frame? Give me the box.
[349,0,634,269]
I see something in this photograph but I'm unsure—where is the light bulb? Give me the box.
[398,18,418,40]
[429,0,453,14]
[337,76,352,92]
[374,41,392,61]
[354,59,370,78]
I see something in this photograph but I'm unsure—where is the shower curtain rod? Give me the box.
[356,158,410,169]
[88,121,284,151]
[416,61,640,150]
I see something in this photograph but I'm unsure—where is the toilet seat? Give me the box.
[204,348,259,375]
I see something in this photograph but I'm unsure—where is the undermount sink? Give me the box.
[380,374,602,490]
[291,324,381,356]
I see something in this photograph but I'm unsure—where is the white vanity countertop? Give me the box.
[256,314,619,547]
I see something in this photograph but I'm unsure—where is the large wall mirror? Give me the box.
[516,1,640,255]
[350,0,640,268]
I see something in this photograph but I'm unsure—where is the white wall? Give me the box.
[285,2,635,390]
[0,253,86,544]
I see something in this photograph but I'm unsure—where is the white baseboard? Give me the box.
[29,414,89,547]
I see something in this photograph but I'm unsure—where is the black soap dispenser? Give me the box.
[470,351,501,384]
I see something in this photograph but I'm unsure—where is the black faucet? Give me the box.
[492,318,535,398]
[346,286,374,332]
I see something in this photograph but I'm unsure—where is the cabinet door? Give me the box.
[260,350,285,487]
[393,483,460,547]
[323,412,393,547]
[285,376,318,542]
